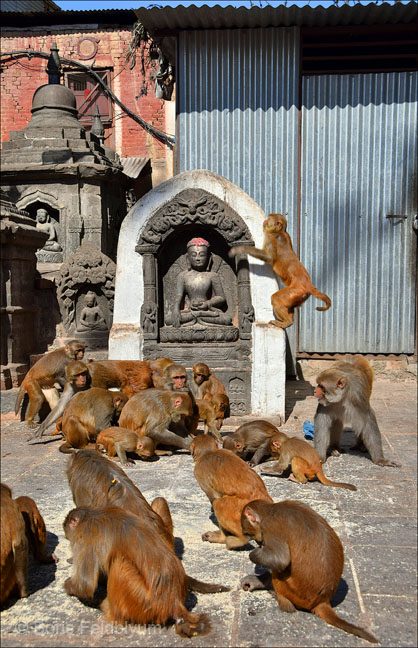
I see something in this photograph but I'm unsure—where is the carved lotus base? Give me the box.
[36,249,63,263]
[160,324,239,343]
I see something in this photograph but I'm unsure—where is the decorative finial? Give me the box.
[91,105,105,142]
[46,42,61,85]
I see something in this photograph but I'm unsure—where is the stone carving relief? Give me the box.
[35,207,63,262]
[137,188,253,250]
[56,243,115,345]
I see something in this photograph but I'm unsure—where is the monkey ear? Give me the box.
[67,512,80,529]
[244,507,260,526]
[235,441,243,450]
[272,439,282,450]
[173,396,182,408]
[336,376,346,389]
[136,441,143,451]
[64,343,71,352]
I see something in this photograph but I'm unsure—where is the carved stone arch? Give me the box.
[16,188,65,214]
[136,188,254,252]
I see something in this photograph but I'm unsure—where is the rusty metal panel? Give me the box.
[299,72,417,354]
[178,26,300,227]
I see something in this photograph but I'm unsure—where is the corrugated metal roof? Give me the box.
[120,156,150,179]
[135,1,418,33]
[1,0,60,12]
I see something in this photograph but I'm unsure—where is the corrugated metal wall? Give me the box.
[178,27,300,227]
[177,30,417,355]
[299,72,417,354]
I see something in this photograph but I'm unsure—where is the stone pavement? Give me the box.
[0,377,416,648]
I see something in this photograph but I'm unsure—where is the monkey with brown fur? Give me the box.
[63,506,227,637]
[1,484,28,605]
[67,449,230,597]
[261,436,357,491]
[58,388,128,454]
[314,355,400,467]
[223,420,287,466]
[191,435,273,549]
[67,449,175,549]
[229,213,331,329]
[206,393,229,430]
[192,362,227,401]
[15,340,85,428]
[1,484,57,606]
[31,359,152,440]
[96,427,170,466]
[147,357,174,388]
[159,364,200,436]
[119,388,194,452]
[240,499,378,643]
[195,398,223,439]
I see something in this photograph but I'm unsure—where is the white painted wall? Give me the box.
[109,169,285,417]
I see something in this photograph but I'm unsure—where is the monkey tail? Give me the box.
[313,602,379,643]
[174,609,211,638]
[14,383,26,415]
[311,288,331,311]
[59,442,76,454]
[316,469,357,491]
[186,575,230,594]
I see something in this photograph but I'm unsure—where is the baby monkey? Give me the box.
[96,427,163,466]
[262,435,357,491]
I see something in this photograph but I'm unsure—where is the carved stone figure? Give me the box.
[77,291,107,332]
[167,237,232,328]
[35,208,61,252]
[56,243,115,349]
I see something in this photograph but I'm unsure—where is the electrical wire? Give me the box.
[0,49,175,148]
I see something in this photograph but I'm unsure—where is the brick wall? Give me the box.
[1,26,174,184]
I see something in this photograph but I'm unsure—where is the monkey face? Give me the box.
[263,213,287,235]
[315,370,346,405]
[74,372,88,388]
[193,372,206,386]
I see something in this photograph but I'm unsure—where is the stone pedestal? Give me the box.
[110,170,286,419]
[1,194,48,387]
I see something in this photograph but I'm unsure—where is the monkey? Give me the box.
[119,388,195,452]
[31,359,152,440]
[192,362,227,400]
[14,340,85,427]
[190,434,273,549]
[229,213,331,329]
[223,420,287,466]
[66,450,231,597]
[159,364,200,436]
[58,388,128,454]
[261,436,357,491]
[147,357,174,388]
[63,506,228,637]
[1,484,57,605]
[14,496,58,564]
[313,355,400,467]
[1,483,28,605]
[206,393,230,430]
[67,449,175,549]
[96,427,165,466]
[195,398,222,439]
[240,499,378,643]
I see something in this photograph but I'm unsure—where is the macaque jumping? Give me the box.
[63,506,228,637]
[314,355,400,467]
[192,362,227,400]
[240,499,378,643]
[96,427,159,466]
[223,420,287,466]
[58,388,128,454]
[1,484,56,605]
[31,359,152,439]
[191,434,273,549]
[262,436,357,491]
[14,340,85,427]
[119,389,194,452]
[229,213,331,328]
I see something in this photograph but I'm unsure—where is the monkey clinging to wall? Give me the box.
[229,213,331,328]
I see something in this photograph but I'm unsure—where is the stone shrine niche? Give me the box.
[25,201,63,263]
[136,188,255,415]
[56,243,115,350]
